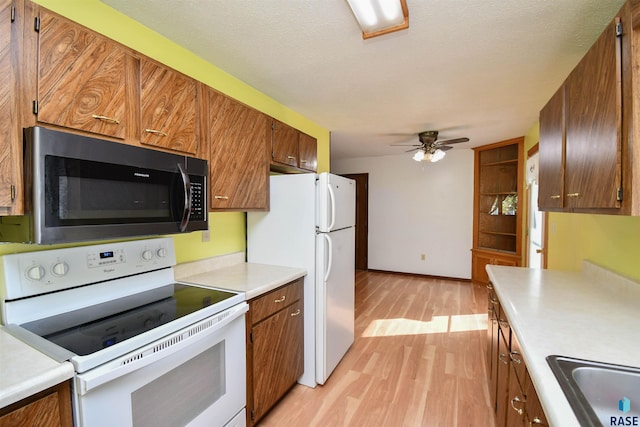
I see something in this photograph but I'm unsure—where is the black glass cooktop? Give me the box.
[21,284,237,356]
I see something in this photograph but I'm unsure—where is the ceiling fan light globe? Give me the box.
[430,149,446,162]
[413,150,425,161]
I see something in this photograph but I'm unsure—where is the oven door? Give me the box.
[26,126,207,244]
[74,303,247,427]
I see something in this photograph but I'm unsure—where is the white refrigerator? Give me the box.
[247,172,356,387]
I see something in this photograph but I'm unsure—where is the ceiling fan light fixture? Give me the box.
[412,150,425,161]
[430,148,446,162]
[346,0,409,39]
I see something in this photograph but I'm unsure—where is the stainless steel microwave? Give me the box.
[16,126,208,244]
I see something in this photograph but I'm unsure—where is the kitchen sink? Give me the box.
[547,355,640,427]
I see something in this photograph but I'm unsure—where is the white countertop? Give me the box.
[487,261,640,427]
[0,327,75,409]
[175,256,306,300]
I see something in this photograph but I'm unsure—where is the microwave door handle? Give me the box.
[177,163,192,232]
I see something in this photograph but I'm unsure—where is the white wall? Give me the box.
[332,149,474,279]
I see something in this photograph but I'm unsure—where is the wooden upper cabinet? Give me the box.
[0,0,21,215]
[207,88,269,211]
[564,17,622,209]
[539,16,623,213]
[140,59,198,155]
[298,132,317,172]
[271,120,299,168]
[538,86,565,210]
[36,9,128,139]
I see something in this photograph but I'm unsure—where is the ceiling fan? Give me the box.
[392,130,469,162]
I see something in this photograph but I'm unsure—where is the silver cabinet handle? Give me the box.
[92,114,120,125]
[145,128,168,137]
[214,195,229,200]
[290,309,301,317]
[550,195,561,199]
[510,350,522,365]
[498,320,509,328]
[287,155,296,160]
[274,296,286,303]
[499,353,509,365]
[566,192,580,197]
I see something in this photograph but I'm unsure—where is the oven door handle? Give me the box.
[177,163,192,232]
[76,302,248,395]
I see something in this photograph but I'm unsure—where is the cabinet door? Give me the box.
[495,328,510,427]
[140,59,198,154]
[471,251,493,285]
[0,382,72,426]
[564,18,622,209]
[37,10,127,139]
[538,86,565,210]
[271,120,298,167]
[487,285,499,410]
[505,361,527,427]
[208,89,269,210]
[298,132,317,172]
[524,371,549,427]
[0,0,20,214]
[251,301,304,423]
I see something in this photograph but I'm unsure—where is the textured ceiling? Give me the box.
[101,0,626,160]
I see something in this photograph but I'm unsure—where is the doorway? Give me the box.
[526,146,547,268]
[342,173,368,270]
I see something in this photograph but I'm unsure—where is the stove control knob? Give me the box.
[26,265,46,281]
[142,250,153,261]
[51,262,69,277]
[156,248,167,258]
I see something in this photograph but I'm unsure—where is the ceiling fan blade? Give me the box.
[391,143,422,147]
[439,137,469,145]
[405,147,420,152]
[438,145,453,151]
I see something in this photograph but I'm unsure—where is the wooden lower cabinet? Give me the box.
[472,249,520,285]
[0,381,72,427]
[246,278,304,426]
[487,282,549,427]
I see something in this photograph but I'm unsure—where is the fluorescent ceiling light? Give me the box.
[346,0,409,39]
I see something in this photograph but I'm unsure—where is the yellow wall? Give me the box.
[523,122,640,282]
[0,0,330,263]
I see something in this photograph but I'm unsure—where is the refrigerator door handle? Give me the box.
[327,183,336,231]
[321,233,333,281]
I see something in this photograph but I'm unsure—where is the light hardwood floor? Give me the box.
[259,270,496,427]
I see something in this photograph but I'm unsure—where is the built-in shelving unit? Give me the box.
[471,137,523,284]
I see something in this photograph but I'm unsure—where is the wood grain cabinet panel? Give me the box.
[208,89,270,211]
[0,381,72,427]
[246,278,304,426]
[539,15,626,213]
[140,58,198,155]
[538,86,565,211]
[298,132,317,172]
[0,0,21,215]
[271,119,299,168]
[564,18,622,210]
[36,9,128,139]
[488,289,549,427]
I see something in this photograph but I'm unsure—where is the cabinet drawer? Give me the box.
[250,278,303,324]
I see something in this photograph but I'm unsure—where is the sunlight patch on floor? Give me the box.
[362,314,487,337]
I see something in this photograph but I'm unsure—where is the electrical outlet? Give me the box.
[421,253,426,261]
[202,230,210,242]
